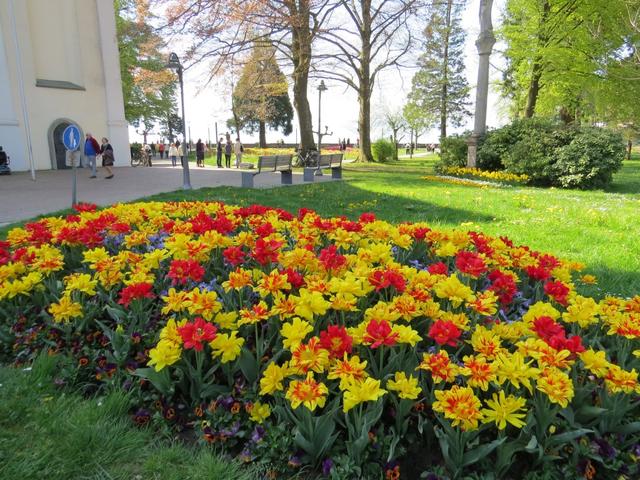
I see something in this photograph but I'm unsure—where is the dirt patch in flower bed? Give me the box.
[1,201,640,479]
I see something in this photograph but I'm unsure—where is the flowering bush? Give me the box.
[435,167,530,185]
[2,201,640,479]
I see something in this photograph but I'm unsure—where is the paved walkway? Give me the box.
[0,160,333,225]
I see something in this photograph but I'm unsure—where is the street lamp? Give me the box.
[166,52,192,190]
[316,80,329,153]
[314,80,332,175]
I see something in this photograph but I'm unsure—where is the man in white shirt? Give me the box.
[233,138,243,168]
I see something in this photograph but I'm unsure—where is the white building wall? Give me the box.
[0,0,129,172]
[0,1,29,172]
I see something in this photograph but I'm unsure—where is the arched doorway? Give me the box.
[48,119,83,169]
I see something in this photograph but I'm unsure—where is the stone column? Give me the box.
[95,0,130,166]
[467,0,495,168]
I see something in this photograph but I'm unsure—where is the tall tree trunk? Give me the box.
[358,0,373,162]
[392,129,399,160]
[524,1,550,118]
[259,121,267,148]
[524,60,542,118]
[231,91,241,142]
[358,85,372,162]
[441,0,453,139]
[290,0,316,155]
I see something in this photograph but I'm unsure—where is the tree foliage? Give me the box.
[499,0,640,126]
[159,113,184,142]
[406,0,470,139]
[315,0,419,162]
[115,0,177,130]
[232,43,294,147]
[382,108,406,160]
[158,0,340,155]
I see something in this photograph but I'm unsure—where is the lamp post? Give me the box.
[167,52,192,189]
[314,81,332,175]
[316,80,328,154]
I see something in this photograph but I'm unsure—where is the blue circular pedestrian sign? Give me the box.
[62,124,81,151]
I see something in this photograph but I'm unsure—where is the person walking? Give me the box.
[158,142,165,159]
[100,137,115,179]
[216,137,223,168]
[224,137,232,168]
[168,142,178,167]
[233,137,243,168]
[196,139,205,167]
[176,140,185,167]
[83,133,100,178]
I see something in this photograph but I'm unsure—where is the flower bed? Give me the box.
[422,175,508,188]
[1,201,640,479]
[242,147,296,157]
[436,167,530,185]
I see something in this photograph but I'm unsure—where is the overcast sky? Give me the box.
[132,0,508,145]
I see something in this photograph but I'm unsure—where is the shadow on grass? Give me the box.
[578,264,640,300]
[606,157,640,195]
[141,178,496,226]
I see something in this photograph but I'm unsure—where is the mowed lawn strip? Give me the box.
[0,355,257,480]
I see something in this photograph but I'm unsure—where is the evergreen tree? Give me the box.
[407,0,470,139]
[232,42,293,148]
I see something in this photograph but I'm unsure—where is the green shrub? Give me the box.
[478,118,556,173]
[130,142,142,158]
[500,121,563,185]
[371,139,396,162]
[476,118,624,189]
[438,134,469,168]
[551,128,625,189]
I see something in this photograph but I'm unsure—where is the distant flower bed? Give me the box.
[422,175,507,188]
[2,201,640,479]
[437,166,530,185]
[242,147,296,157]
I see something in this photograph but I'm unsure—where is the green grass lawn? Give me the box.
[0,355,257,480]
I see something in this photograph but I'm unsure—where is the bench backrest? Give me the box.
[318,153,343,168]
[317,154,332,168]
[330,153,343,167]
[257,154,292,173]
[257,155,277,173]
[275,154,293,171]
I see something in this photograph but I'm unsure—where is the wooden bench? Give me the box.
[303,153,344,181]
[241,154,293,188]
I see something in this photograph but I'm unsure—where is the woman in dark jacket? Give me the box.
[224,138,232,168]
[196,139,205,167]
[100,137,114,179]
[216,137,223,168]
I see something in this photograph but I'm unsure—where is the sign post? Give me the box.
[62,124,81,207]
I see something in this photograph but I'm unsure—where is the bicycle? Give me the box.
[131,149,152,167]
[294,149,318,168]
